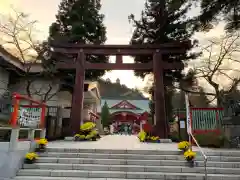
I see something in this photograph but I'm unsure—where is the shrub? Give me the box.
[194,132,227,148]
[169,131,180,142]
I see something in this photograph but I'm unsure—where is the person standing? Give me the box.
[110,124,114,134]
[120,124,124,135]
[128,124,132,135]
[124,124,128,135]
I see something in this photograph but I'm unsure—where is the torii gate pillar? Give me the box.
[69,52,85,136]
[153,52,168,138]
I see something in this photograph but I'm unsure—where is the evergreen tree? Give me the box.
[129,0,196,78]
[48,0,108,80]
[101,101,111,127]
[149,82,175,123]
[172,90,186,110]
[148,86,154,118]
[195,87,209,107]
[165,85,175,122]
[129,0,198,123]
[196,0,240,32]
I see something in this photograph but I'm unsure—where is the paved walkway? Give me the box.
[0,135,238,152]
[47,135,240,152]
[47,135,200,151]
[48,135,180,150]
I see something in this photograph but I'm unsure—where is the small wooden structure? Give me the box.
[174,107,224,135]
[50,41,190,138]
[10,93,46,128]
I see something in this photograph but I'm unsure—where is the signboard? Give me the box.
[11,107,42,127]
[185,93,192,134]
[180,121,185,129]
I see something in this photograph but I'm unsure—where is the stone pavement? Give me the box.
[0,134,238,152]
[47,135,217,152]
[48,135,179,150]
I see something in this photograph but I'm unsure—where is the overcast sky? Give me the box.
[0,0,224,90]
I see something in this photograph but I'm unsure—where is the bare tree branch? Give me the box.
[192,32,240,106]
[0,8,58,103]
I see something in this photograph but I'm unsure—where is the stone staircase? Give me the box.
[14,147,240,180]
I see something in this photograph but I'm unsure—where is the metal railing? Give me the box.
[190,133,208,180]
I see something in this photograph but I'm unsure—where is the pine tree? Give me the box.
[148,86,155,118]
[129,0,196,78]
[196,0,240,32]
[196,87,209,107]
[48,0,108,79]
[129,0,198,123]
[101,101,111,127]
[172,89,186,110]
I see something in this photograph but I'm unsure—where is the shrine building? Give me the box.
[97,98,150,133]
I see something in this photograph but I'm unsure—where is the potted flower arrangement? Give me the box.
[178,141,190,153]
[138,130,146,142]
[150,136,160,143]
[137,130,160,143]
[35,138,48,152]
[85,130,98,141]
[24,152,38,164]
[74,122,100,141]
[184,149,196,167]
[74,134,83,141]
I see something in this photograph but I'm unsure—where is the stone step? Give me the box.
[46,148,181,155]
[14,177,144,180]
[37,157,240,168]
[46,147,240,156]
[39,152,240,162]
[41,152,183,160]
[22,163,240,175]
[16,170,240,180]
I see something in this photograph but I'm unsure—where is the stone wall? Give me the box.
[222,117,240,139]
[0,141,30,179]
[223,124,240,139]
[0,150,27,179]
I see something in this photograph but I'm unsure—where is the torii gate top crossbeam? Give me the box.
[50,41,191,55]
[51,40,191,138]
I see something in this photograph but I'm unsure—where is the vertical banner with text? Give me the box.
[185,93,192,134]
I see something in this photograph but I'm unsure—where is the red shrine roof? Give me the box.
[110,100,139,110]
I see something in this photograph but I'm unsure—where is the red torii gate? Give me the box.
[50,41,190,138]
